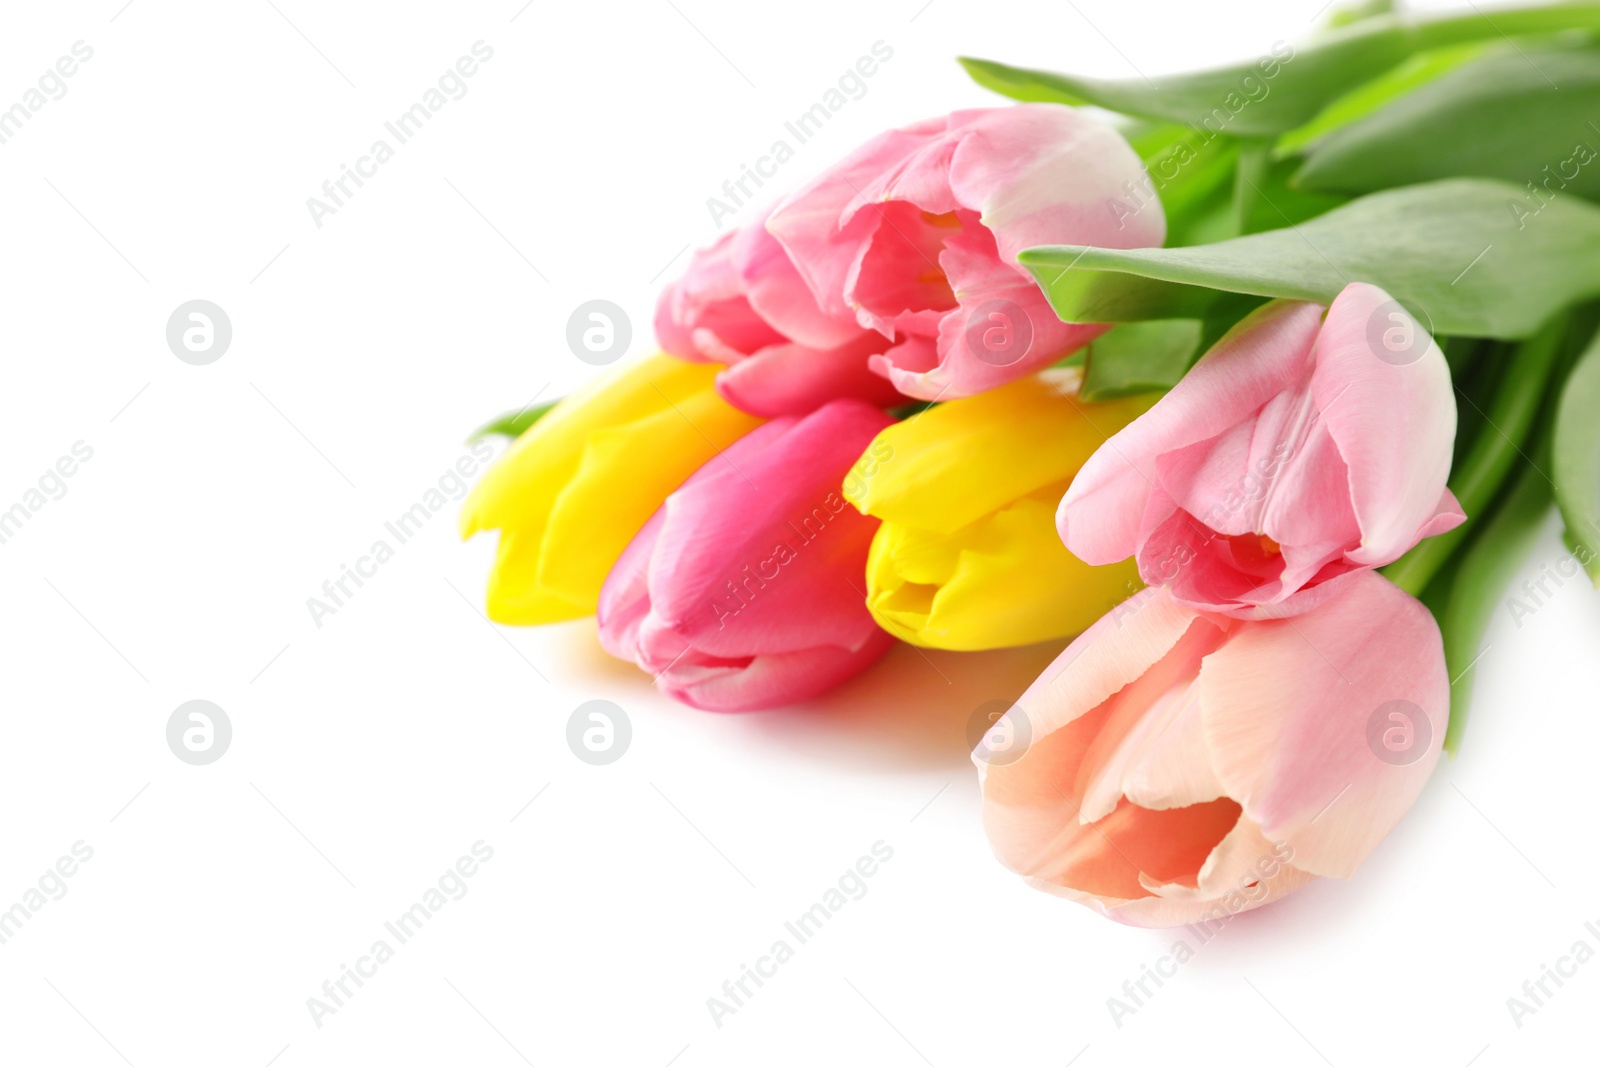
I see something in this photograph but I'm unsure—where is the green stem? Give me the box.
[1550,326,1600,584]
[1232,139,1274,236]
[1435,454,1553,755]
[1425,306,1600,754]
[1384,313,1567,596]
[888,400,938,420]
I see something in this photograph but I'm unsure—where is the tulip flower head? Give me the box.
[1059,283,1464,620]
[977,571,1447,927]
[598,399,895,711]
[845,369,1151,650]
[762,104,1165,401]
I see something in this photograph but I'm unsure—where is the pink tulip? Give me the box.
[1059,283,1464,620]
[766,104,1164,400]
[597,400,895,711]
[655,204,905,417]
[977,571,1446,927]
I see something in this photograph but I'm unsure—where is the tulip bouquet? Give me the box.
[464,0,1600,925]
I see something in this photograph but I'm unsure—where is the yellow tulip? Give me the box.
[843,369,1153,650]
[461,354,763,624]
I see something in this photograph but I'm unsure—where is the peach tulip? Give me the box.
[977,570,1446,927]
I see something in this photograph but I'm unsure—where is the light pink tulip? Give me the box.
[1059,282,1464,620]
[655,205,905,417]
[766,104,1164,400]
[977,571,1446,927]
[597,400,895,711]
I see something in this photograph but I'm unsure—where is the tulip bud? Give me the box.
[845,369,1152,650]
[1060,283,1464,619]
[598,400,895,711]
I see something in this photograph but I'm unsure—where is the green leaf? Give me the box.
[1385,314,1567,595]
[1293,40,1600,201]
[1323,0,1395,30]
[1079,320,1203,401]
[958,5,1600,136]
[1552,326,1600,583]
[1019,179,1600,339]
[1233,140,1350,235]
[1274,42,1489,157]
[469,400,558,441]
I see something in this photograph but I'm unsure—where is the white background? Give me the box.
[1,0,1595,1064]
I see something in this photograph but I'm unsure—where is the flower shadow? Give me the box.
[751,637,1069,772]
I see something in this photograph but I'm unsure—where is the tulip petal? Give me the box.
[1079,861,1320,928]
[767,118,948,323]
[868,337,943,399]
[985,786,1243,901]
[1059,299,1325,566]
[915,227,1108,398]
[1119,665,1229,815]
[655,631,896,712]
[846,200,959,339]
[1009,808,1317,929]
[943,106,1165,263]
[863,484,1143,650]
[1115,814,1319,927]
[714,335,902,418]
[1417,488,1467,538]
[594,508,665,663]
[1256,407,1361,552]
[1139,815,1285,899]
[1310,282,1463,564]
[977,586,1199,754]
[734,214,864,351]
[637,402,891,657]
[1198,571,1447,879]
[654,232,785,363]
[1074,618,1229,822]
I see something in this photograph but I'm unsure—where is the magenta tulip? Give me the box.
[597,400,895,711]
[977,571,1446,927]
[1059,282,1464,620]
[655,204,904,417]
[767,104,1164,400]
